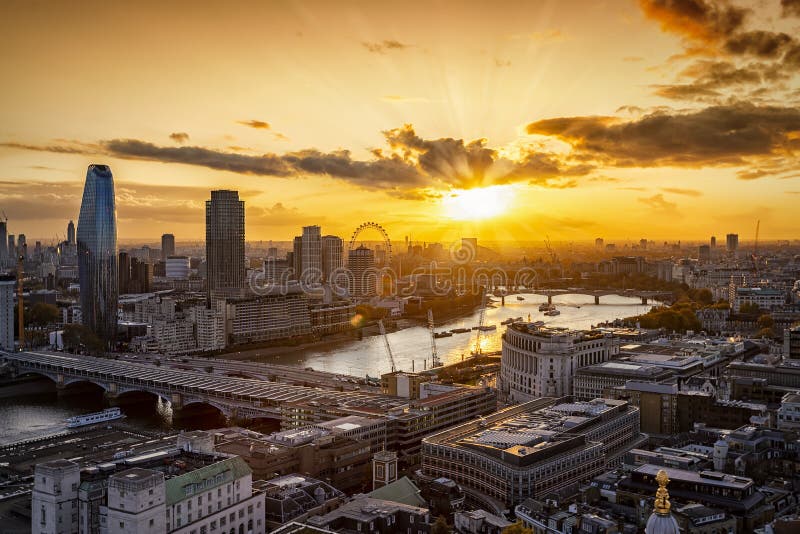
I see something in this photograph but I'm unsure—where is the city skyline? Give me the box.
[0,1,799,241]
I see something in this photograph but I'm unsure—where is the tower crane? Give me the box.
[427,309,441,368]
[378,319,397,373]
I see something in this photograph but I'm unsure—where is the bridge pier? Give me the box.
[547,295,552,305]
[641,297,648,305]
[501,296,505,306]
[594,295,600,305]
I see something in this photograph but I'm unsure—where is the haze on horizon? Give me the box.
[1,0,799,244]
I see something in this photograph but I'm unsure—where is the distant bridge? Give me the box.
[1,351,405,423]
[493,287,672,305]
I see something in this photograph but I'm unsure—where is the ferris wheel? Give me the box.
[348,221,393,266]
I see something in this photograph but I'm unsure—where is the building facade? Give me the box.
[500,324,618,402]
[206,190,245,299]
[77,164,118,348]
[161,233,175,261]
[0,275,15,350]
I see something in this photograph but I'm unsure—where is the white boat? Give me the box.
[66,408,125,428]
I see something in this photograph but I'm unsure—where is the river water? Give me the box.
[0,293,650,445]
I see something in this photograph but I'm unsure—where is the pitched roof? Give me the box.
[367,476,426,508]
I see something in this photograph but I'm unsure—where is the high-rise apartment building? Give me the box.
[348,245,377,298]
[161,233,175,261]
[0,275,15,350]
[205,190,245,299]
[77,164,118,348]
[300,225,322,284]
[67,220,75,245]
[321,235,343,282]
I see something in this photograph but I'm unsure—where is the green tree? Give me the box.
[694,288,714,305]
[431,515,451,534]
[502,521,534,534]
[28,302,60,327]
[739,302,762,315]
[61,324,105,355]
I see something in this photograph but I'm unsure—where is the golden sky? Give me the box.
[1,0,799,244]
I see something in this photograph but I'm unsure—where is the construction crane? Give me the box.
[378,319,396,373]
[474,290,488,357]
[427,309,441,368]
[544,235,562,278]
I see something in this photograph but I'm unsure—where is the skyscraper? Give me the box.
[8,235,14,258]
[301,225,322,284]
[726,233,739,255]
[0,221,6,266]
[205,190,245,299]
[77,164,118,348]
[0,275,15,350]
[67,220,75,245]
[161,233,175,261]
[348,245,377,298]
[321,235,343,282]
[18,234,26,259]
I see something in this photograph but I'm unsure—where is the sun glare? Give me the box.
[443,186,512,220]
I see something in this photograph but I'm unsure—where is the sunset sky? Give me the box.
[1,0,799,244]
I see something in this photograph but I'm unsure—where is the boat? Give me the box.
[434,331,453,338]
[477,324,497,331]
[66,408,124,429]
[500,318,513,325]
[516,296,525,301]
[544,309,561,316]
[539,303,555,312]
[450,328,471,334]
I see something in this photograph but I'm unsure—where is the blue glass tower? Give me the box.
[77,164,118,348]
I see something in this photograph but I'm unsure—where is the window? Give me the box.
[119,522,125,529]
[149,519,154,527]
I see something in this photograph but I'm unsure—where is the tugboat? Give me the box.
[66,408,125,429]
[516,296,525,301]
[434,331,453,338]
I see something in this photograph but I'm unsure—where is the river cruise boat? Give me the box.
[66,408,124,428]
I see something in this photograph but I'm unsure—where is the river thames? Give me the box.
[0,293,651,445]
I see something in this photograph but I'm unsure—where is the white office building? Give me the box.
[165,256,190,280]
[32,460,81,534]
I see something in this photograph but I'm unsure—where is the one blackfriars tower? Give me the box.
[206,190,245,300]
[77,164,118,349]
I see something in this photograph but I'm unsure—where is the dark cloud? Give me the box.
[0,141,98,154]
[237,120,270,130]
[102,139,293,176]
[526,103,800,168]
[362,40,411,54]
[638,0,749,45]
[723,31,794,58]
[782,0,800,17]
[652,83,721,101]
[652,60,787,101]
[169,132,189,144]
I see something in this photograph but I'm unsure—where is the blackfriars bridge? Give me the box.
[0,350,405,423]
[497,288,673,305]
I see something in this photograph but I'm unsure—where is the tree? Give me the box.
[61,324,105,355]
[695,288,713,305]
[757,314,774,330]
[431,515,451,534]
[28,302,60,327]
[739,302,762,315]
[502,521,534,534]
[757,327,776,339]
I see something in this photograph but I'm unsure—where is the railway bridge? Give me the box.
[0,350,404,424]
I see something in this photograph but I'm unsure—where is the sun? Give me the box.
[442,186,512,220]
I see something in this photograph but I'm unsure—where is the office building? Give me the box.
[348,245,377,298]
[321,235,343,283]
[573,360,674,401]
[698,244,710,262]
[0,220,6,266]
[422,398,641,510]
[7,234,14,260]
[261,475,345,530]
[161,233,175,261]
[222,289,312,344]
[595,238,604,248]
[0,275,15,350]
[785,325,800,360]
[18,233,27,258]
[300,225,322,284]
[165,255,190,280]
[67,219,75,244]
[77,164,118,347]
[206,190,245,298]
[729,286,785,312]
[500,324,618,402]
[725,233,738,255]
[710,236,716,248]
[31,459,81,534]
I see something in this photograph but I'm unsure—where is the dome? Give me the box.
[645,469,680,534]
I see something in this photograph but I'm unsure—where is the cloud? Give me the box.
[512,29,565,42]
[525,103,800,168]
[169,132,189,144]
[782,0,800,17]
[638,0,749,46]
[638,193,678,212]
[237,119,270,130]
[652,60,788,102]
[362,40,411,54]
[661,187,702,196]
[723,30,794,58]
